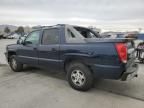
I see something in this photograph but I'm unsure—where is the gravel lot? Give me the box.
[0,39,144,108]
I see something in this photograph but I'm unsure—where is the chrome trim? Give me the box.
[18,55,37,60]
[94,64,120,68]
[18,55,63,62]
[38,58,63,62]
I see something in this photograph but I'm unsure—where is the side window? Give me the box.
[42,29,59,44]
[25,30,41,45]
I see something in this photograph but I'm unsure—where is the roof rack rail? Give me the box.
[32,24,65,29]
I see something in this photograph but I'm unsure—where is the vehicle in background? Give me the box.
[2,34,10,39]
[5,24,138,91]
[7,33,21,39]
[137,33,144,40]
[0,34,3,39]
[101,32,138,39]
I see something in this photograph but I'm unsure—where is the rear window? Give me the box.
[65,25,100,43]
[74,27,99,38]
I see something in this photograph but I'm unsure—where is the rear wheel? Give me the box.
[9,55,23,72]
[67,62,94,91]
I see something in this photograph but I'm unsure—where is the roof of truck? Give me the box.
[32,24,88,30]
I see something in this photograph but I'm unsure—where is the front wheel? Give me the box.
[9,55,23,72]
[67,62,94,91]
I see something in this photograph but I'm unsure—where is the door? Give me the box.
[17,30,41,65]
[38,28,60,70]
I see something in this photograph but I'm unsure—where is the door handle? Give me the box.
[51,48,57,51]
[33,47,37,50]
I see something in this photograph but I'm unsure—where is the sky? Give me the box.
[0,0,144,32]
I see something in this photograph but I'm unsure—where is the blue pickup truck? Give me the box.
[5,24,138,91]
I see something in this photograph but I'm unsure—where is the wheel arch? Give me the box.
[8,51,16,62]
[64,56,92,73]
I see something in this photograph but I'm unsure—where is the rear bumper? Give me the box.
[91,64,123,79]
[121,63,138,81]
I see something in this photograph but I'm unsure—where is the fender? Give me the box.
[63,53,93,67]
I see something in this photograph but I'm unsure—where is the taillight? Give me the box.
[115,43,127,63]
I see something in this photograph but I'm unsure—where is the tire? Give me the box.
[9,55,23,72]
[67,62,94,91]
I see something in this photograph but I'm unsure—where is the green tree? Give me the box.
[4,27,10,34]
[15,26,25,36]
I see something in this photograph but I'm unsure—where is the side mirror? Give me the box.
[17,39,24,44]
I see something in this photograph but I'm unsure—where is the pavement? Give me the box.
[0,39,144,108]
[0,39,17,64]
